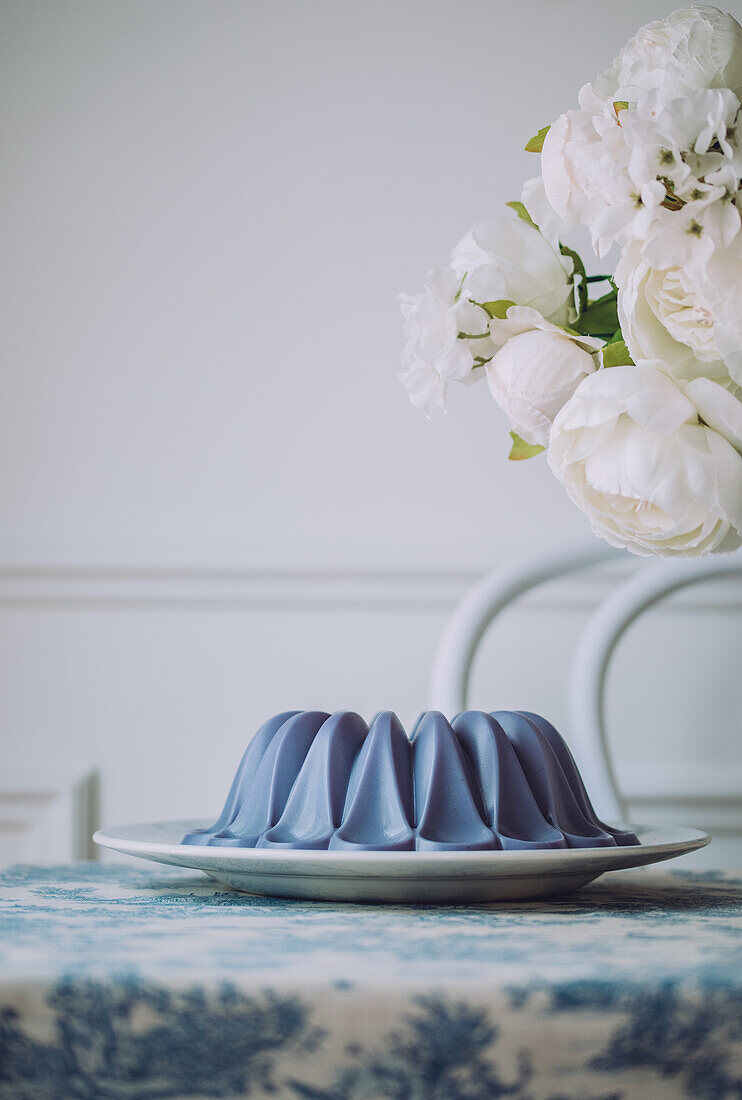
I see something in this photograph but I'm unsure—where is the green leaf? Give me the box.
[559,243,588,317]
[508,431,545,461]
[560,244,586,284]
[601,339,634,368]
[525,125,550,153]
[577,290,619,339]
[481,299,515,320]
[506,200,537,228]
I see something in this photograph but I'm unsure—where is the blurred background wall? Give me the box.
[1,0,741,865]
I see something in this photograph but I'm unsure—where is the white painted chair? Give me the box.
[430,545,742,823]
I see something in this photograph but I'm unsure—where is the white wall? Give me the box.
[1,0,741,866]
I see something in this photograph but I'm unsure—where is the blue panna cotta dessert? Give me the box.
[183,710,639,852]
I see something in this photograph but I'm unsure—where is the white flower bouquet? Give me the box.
[400,5,742,557]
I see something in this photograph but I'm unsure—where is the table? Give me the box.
[2,863,742,1099]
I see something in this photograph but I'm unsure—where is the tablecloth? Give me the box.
[2,862,742,1099]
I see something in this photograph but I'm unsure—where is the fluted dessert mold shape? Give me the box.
[183,710,639,852]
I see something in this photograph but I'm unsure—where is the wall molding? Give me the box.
[0,772,99,866]
[0,560,741,612]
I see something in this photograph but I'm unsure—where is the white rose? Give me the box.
[616,243,732,386]
[450,217,576,328]
[399,267,490,417]
[591,6,742,106]
[485,306,602,447]
[548,362,742,557]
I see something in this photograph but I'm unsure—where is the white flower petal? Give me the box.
[684,375,742,452]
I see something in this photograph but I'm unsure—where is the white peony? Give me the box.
[548,362,742,557]
[619,88,742,243]
[525,105,664,257]
[534,109,600,232]
[590,6,742,106]
[450,218,576,327]
[527,11,742,255]
[616,242,732,386]
[399,268,490,417]
[485,306,602,446]
[620,86,741,166]
[701,232,742,385]
[530,84,742,259]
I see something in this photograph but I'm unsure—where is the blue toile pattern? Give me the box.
[2,863,742,1098]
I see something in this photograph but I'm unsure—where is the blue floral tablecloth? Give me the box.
[2,863,742,1099]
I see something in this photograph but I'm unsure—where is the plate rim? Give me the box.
[93,818,710,868]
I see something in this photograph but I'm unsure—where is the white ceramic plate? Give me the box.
[93,819,709,903]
